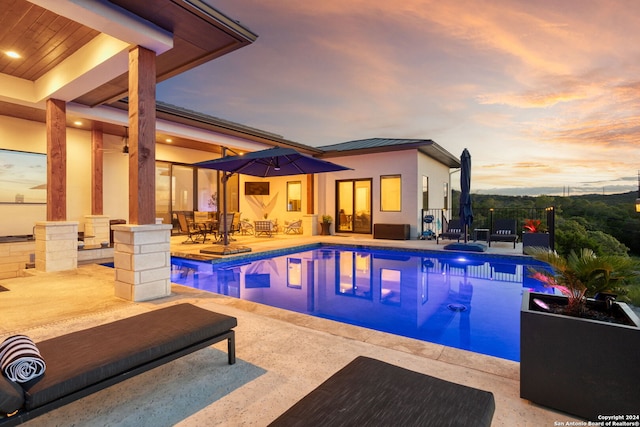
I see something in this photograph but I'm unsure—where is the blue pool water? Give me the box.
[169,245,551,362]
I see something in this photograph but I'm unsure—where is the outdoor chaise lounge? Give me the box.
[0,303,236,426]
[268,356,495,427]
[489,219,519,248]
[436,219,466,244]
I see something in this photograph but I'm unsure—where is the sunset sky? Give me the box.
[157,0,640,196]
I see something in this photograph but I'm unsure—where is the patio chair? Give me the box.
[231,212,241,236]
[214,212,236,242]
[436,218,465,244]
[239,219,254,235]
[489,219,518,248]
[177,212,205,243]
[283,219,302,234]
[254,220,276,237]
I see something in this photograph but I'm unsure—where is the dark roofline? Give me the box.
[317,138,461,168]
[179,0,259,42]
[111,99,323,155]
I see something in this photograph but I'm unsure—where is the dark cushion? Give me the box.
[0,335,46,390]
[0,376,23,415]
[24,304,236,410]
[269,356,495,427]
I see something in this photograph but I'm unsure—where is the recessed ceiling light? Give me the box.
[73,121,83,126]
[165,138,172,143]
[6,51,20,59]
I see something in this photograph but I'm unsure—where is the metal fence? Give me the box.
[420,207,555,246]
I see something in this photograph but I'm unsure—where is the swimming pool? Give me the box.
[170,244,551,362]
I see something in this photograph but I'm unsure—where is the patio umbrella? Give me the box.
[194,147,351,177]
[458,148,473,243]
[193,147,351,246]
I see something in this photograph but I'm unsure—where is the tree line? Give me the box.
[453,190,640,257]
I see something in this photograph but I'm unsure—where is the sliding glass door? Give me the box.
[336,179,372,234]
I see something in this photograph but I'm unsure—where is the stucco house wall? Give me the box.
[316,149,452,238]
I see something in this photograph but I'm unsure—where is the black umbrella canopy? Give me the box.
[193,147,352,177]
[458,148,473,243]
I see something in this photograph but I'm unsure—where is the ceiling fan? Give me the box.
[98,126,129,155]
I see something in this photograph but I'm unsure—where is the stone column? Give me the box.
[302,214,318,236]
[34,221,79,272]
[83,215,110,246]
[112,224,172,301]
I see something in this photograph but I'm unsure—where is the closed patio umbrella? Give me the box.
[459,148,473,243]
[194,147,351,246]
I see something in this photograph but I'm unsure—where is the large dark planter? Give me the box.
[320,222,332,235]
[522,232,549,253]
[520,291,640,421]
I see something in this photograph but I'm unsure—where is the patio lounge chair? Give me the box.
[436,219,466,244]
[177,212,206,243]
[489,219,518,248]
[283,219,302,234]
[269,356,495,427]
[0,304,236,426]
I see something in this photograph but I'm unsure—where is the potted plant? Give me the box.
[320,215,332,235]
[521,248,640,421]
[522,218,549,253]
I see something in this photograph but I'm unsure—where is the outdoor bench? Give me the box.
[0,303,236,426]
[373,223,410,240]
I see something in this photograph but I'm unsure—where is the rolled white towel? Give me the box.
[0,335,46,384]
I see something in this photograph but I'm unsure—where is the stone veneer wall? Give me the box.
[83,215,110,246]
[112,224,172,301]
[34,221,79,272]
[0,241,35,279]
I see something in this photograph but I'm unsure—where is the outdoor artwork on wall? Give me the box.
[0,149,46,204]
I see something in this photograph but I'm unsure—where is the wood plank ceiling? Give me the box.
[0,0,99,80]
[0,0,256,151]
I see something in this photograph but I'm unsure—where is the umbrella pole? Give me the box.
[221,147,230,246]
[222,173,229,246]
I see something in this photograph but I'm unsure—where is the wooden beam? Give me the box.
[306,174,314,214]
[128,46,156,225]
[91,122,104,215]
[46,99,66,221]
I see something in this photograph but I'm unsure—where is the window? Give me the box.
[171,165,194,211]
[197,169,217,212]
[422,176,429,210]
[287,181,301,211]
[380,175,401,211]
[0,149,46,203]
[155,162,171,225]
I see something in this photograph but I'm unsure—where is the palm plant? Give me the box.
[527,247,638,314]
